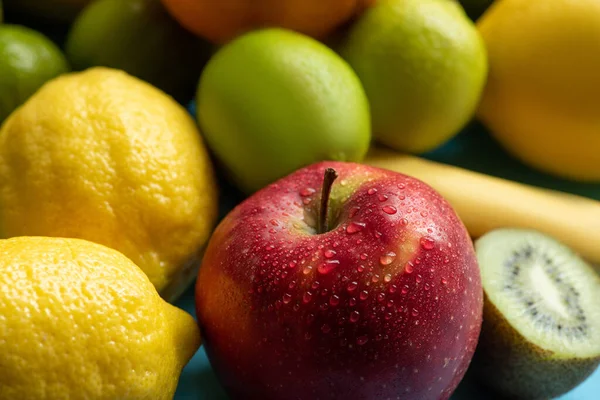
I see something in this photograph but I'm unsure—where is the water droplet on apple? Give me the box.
[384,274,392,282]
[357,335,369,345]
[303,292,313,303]
[318,260,339,274]
[349,297,357,306]
[441,278,448,285]
[375,231,382,239]
[405,263,414,274]
[378,194,388,202]
[424,283,431,291]
[377,293,385,302]
[372,274,380,283]
[270,219,279,226]
[324,249,336,258]
[359,290,369,300]
[349,206,360,218]
[360,253,368,260]
[382,205,397,215]
[304,332,312,340]
[420,211,428,217]
[368,188,377,195]
[340,179,348,186]
[356,239,362,245]
[300,187,316,197]
[357,265,365,273]
[350,311,361,323]
[444,257,450,264]
[329,295,340,307]
[420,236,435,250]
[311,281,320,290]
[303,198,311,205]
[321,324,331,333]
[400,218,408,226]
[416,275,423,283]
[389,284,397,293]
[385,313,393,320]
[346,222,366,234]
[303,265,313,275]
[282,293,292,304]
[401,286,409,295]
[411,308,419,317]
[398,183,406,190]
[387,299,395,308]
[347,282,358,292]
[379,252,396,266]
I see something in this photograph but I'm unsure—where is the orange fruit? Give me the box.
[160,0,376,43]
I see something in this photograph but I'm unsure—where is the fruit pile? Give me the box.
[0,0,598,399]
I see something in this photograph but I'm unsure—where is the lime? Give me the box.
[340,0,487,154]
[0,25,69,123]
[66,0,212,103]
[196,28,371,193]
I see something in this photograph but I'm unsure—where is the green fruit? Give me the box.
[0,25,69,123]
[474,228,600,399]
[458,0,494,21]
[4,0,91,23]
[340,0,487,154]
[197,28,371,194]
[66,0,212,103]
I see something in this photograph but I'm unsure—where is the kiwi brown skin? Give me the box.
[472,293,600,399]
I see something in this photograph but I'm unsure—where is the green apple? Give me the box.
[66,0,212,103]
[196,28,371,194]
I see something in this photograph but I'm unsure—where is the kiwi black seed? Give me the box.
[471,228,600,399]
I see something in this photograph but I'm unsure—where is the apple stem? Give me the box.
[318,168,338,234]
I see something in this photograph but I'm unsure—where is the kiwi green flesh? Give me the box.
[476,228,600,359]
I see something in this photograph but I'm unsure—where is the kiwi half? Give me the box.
[472,228,600,399]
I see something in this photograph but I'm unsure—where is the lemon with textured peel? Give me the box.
[0,67,218,300]
[0,236,200,399]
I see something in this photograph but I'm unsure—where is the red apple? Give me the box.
[195,161,483,399]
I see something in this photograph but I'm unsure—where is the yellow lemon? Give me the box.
[477,0,600,181]
[0,67,218,300]
[0,236,200,399]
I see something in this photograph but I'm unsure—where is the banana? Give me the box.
[365,146,600,268]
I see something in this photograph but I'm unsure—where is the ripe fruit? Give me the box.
[197,28,371,194]
[339,0,487,154]
[66,0,212,103]
[477,0,600,181]
[161,0,376,44]
[473,229,600,399]
[0,67,218,301]
[195,161,483,399]
[0,24,69,122]
[365,147,600,270]
[0,236,200,399]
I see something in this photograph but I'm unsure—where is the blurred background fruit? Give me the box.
[0,67,218,302]
[66,0,213,103]
[477,0,600,182]
[458,0,494,21]
[160,0,376,44]
[4,0,91,23]
[0,236,200,399]
[196,28,371,194]
[0,24,69,123]
[340,0,487,154]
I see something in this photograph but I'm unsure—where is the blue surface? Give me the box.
[173,119,600,399]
